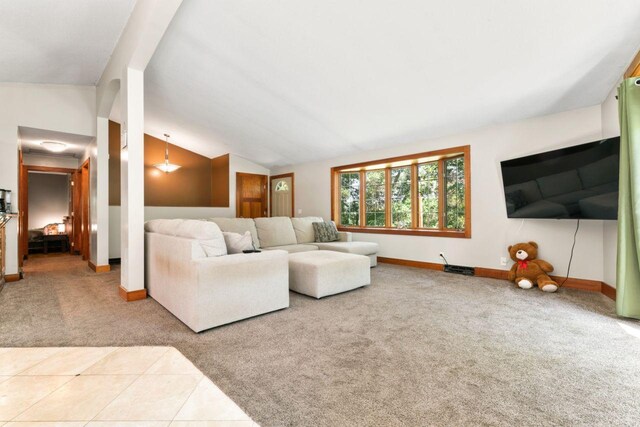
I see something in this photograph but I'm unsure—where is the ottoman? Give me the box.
[288,250,371,298]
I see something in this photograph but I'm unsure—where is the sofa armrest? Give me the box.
[337,231,352,242]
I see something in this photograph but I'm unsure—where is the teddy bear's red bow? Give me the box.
[517,260,528,269]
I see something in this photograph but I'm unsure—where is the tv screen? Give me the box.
[500,137,620,220]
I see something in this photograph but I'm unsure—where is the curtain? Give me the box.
[616,77,640,319]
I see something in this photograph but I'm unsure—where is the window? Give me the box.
[340,172,360,226]
[390,167,411,228]
[331,146,470,238]
[365,170,386,227]
[275,181,289,192]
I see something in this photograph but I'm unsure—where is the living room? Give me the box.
[1,1,639,426]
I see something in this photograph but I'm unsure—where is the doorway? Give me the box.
[18,161,90,266]
[270,173,294,217]
[236,172,268,218]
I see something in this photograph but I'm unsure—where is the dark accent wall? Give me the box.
[211,154,230,207]
[108,121,230,207]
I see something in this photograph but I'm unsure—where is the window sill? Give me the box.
[337,226,470,238]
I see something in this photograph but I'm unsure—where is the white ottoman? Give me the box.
[288,250,371,298]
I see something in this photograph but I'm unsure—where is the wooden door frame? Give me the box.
[269,172,295,217]
[19,164,77,264]
[235,172,268,218]
[80,159,90,261]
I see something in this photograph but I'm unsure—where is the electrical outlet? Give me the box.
[500,257,507,266]
[297,209,303,215]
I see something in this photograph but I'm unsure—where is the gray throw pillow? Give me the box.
[312,221,339,242]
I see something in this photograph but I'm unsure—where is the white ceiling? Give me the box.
[19,126,94,158]
[0,0,136,85]
[140,0,640,168]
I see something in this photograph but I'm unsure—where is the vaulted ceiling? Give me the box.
[142,0,640,168]
[0,0,135,85]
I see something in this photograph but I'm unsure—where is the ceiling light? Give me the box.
[153,134,181,173]
[40,141,67,153]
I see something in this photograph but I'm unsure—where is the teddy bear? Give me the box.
[507,241,559,292]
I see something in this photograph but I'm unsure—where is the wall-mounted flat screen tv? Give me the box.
[500,137,620,220]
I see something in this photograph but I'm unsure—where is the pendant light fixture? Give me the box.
[154,133,181,173]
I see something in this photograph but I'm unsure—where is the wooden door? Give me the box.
[18,150,27,266]
[65,174,74,253]
[236,173,268,218]
[72,170,82,255]
[80,160,90,260]
[270,173,294,217]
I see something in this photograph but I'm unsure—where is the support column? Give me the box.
[90,117,111,273]
[119,67,146,301]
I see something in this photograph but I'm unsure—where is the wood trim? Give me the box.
[463,146,472,239]
[332,145,470,171]
[384,168,391,227]
[269,172,295,217]
[338,226,468,238]
[5,274,21,282]
[119,286,147,302]
[377,256,444,271]
[359,170,365,227]
[625,49,640,78]
[378,257,605,294]
[88,261,111,273]
[24,165,77,174]
[80,159,90,261]
[601,282,616,301]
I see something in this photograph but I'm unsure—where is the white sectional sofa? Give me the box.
[209,216,379,266]
[145,219,289,332]
[144,216,377,332]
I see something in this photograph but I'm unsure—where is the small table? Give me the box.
[43,234,69,254]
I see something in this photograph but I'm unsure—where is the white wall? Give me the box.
[601,83,620,287]
[273,106,607,281]
[0,83,96,275]
[27,172,69,229]
[23,153,79,169]
[108,153,269,258]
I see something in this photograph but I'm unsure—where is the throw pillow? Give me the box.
[312,221,339,242]
[223,231,254,254]
[505,190,527,210]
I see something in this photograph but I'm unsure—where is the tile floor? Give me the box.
[0,346,258,426]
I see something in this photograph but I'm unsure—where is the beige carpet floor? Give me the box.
[1,254,640,426]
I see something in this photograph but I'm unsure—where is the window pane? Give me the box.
[365,170,386,227]
[418,162,439,228]
[444,157,465,230]
[390,167,411,228]
[340,172,360,226]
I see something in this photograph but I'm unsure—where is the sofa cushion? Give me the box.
[578,154,619,189]
[291,216,324,244]
[313,241,379,256]
[504,180,542,203]
[208,218,261,249]
[145,219,227,257]
[223,231,254,254]
[536,170,583,198]
[145,218,183,235]
[312,221,340,242]
[254,217,297,248]
[263,244,319,253]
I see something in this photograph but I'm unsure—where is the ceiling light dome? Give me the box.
[40,141,67,152]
